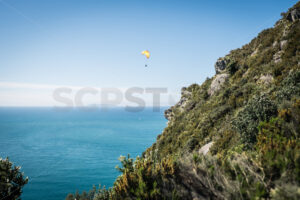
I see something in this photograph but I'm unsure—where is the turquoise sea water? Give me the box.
[0,107,167,200]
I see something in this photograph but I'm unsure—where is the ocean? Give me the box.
[0,107,167,200]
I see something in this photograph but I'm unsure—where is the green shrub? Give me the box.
[233,95,277,148]
[210,130,237,155]
[277,70,300,101]
[0,158,28,200]
[282,21,300,60]
[257,117,299,183]
[227,60,239,75]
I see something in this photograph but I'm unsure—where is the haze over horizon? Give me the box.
[0,0,297,106]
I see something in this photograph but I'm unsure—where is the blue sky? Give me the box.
[0,0,297,106]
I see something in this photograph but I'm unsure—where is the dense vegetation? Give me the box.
[0,158,28,200]
[67,2,300,199]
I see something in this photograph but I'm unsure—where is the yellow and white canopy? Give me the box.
[141,50,150,59]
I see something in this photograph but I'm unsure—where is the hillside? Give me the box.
[68,2,300,200]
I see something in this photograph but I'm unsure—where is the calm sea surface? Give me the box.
[0,107,167,200]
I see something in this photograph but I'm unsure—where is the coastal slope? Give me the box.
[68,2,300,200]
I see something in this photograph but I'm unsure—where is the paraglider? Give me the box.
[141,50,150,67]
[141,50,150,59]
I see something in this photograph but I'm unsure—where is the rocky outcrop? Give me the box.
[251,49,258,57]
[280,40,288,50]
[271,40,287,63]
[273,50,283,63]
[164,107,174,121]
[272,41,278,48]
[271,39,287,63]
[164,87,192,121]
[199,142,214,155]
[208,73,229,96]
[258,74,274,85]
[214,58,228,74]
[287,7,300,22]
[181,87,191,97]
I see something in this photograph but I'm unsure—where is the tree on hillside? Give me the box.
[0,157,28,200]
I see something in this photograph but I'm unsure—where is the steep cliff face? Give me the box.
[142,2,300,199]
[68,2,300,200]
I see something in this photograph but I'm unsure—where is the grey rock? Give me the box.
[280,40,288,50]
[214,58,228,74]
[208,73,229,96]
[181,87,192,96]
[272,41,278,48]
[282,28,289,38]
[178,97,189,109]
[251,49,258,57]
[164,107,174,121]
[273,51,283,63]
[164,87,192,121]
[258,74,274,85]
[287,8,300,22]
[199,142,214,155]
